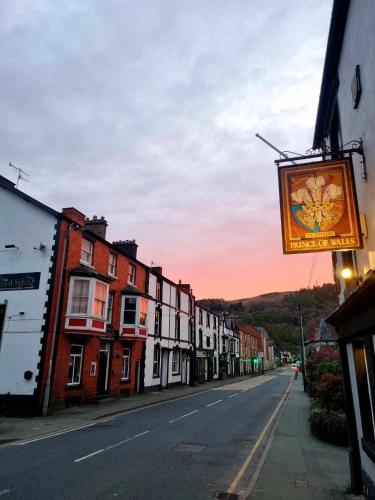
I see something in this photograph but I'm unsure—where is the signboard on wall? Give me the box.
[0,272,41,291]
[278,158,363,254]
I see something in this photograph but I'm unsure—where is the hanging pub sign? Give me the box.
[278,158,363,254]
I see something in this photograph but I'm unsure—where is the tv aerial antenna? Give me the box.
[8,162,29,188]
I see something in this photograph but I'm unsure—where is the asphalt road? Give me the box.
[0,371,291,500]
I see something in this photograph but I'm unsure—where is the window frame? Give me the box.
[70,278,90,315]
[128,264,136,285]
[123,297,137,325]
[108,253,117,277]
[121,348,131,381]
[68,277,109,319]
[80,238,94,266]
[93,281,107,319]
[206,313,210,328]
[188,319,193,344]
[107,291,115,324]
[199,328,203,348]
[172,349,180,375]
[122,295,148,327]
[199,309,203,325]
[155,307,161,336]
[153,345,161,377]
[175,313,180,340]
[67,344,83,385]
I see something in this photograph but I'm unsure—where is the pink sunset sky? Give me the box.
[0,0,334,300]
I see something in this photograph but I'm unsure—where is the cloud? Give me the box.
[0,0,333,298]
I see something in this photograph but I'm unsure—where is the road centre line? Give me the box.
[8,377,261,448]
[241,388,249,392]
[74,430,150,463]
[206,399,223,407]
[74,449,105,463]
[228,393,240,398]
[168,409,199,423]
[13,422,98,446]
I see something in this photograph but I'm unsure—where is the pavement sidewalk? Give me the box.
[0,373,265,445]
[249,376,353,499]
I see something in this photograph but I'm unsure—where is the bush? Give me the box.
[307,360,341,397]
[309,405,348,447]
[317,373,345,412]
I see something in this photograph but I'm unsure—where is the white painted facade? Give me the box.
[329,0,375,304]
[314,2,375,494]
[220,318,240,377]
[195,306,220,381]
[144,271,194,389]
[0,183,58,397]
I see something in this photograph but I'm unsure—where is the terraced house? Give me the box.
[0,175,272,415]
[144,268,195,390]
[195,305,220,383]
[49,211,150,410]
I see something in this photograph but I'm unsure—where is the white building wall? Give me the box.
[335,0,375,303]
[144,274,193,389]
[347,343,375,485]
[0,187,58,395]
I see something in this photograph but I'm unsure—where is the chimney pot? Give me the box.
[113,240,138,259]
[85,215,108,239]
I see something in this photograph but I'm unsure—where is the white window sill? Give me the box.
[108,273,118,280]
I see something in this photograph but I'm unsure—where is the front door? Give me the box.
[181,352,187,384]
[161,350,169,388]
[97,342,110,395]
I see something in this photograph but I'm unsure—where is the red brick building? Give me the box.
[239,324,260,375]
[46,208,149,411]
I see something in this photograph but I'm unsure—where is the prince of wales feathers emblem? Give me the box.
[290,175,344,232]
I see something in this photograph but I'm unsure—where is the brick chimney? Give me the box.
[179,282,191,293]
[62,207,86,226]
[85,215,108,239]
[113,240,138,259]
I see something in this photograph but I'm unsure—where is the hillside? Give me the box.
[197,284,338,354]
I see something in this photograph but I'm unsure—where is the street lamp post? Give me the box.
[298,304,307,391]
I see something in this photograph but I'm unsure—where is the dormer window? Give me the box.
[81,239,93,266]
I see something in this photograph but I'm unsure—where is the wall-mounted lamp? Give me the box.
[340,267,354,280]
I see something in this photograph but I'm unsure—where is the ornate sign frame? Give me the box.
[278,158,363,254]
